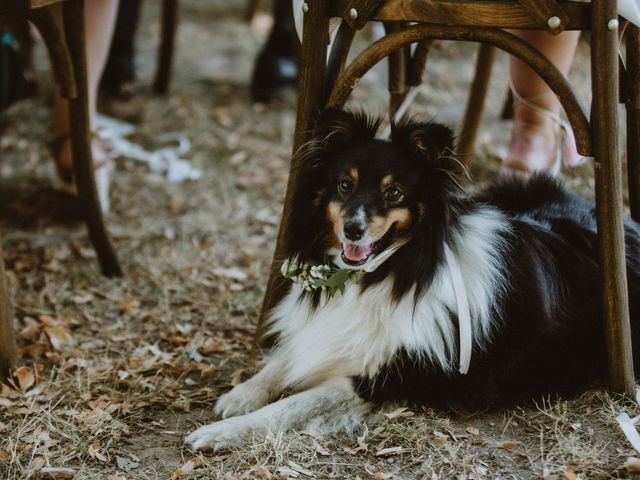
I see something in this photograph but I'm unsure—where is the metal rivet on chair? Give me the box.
[348,8,358,20]
[547,16,561,30]
[302,2,309,13]
[608,18,619,31]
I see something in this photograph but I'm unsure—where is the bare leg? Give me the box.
[50,0,119,171]
[186,377,367,452]
[504,30,580,172]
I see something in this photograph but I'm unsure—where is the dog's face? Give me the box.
[324,142,421,269]
[286,110,460,276]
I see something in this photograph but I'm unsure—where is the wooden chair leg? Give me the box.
[591,0,634,395]
[500,88,514,120]
[384,22,409,118]
[626,24,640,222]
[256,1,330,346]
[28,8,77,98]
[456,43,495,161]
[153,0,178,96]
[63,0,122,277]
[0,243,16,382]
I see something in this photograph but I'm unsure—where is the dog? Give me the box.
[186,110,640,451]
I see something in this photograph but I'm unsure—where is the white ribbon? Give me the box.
[444,245,472,374]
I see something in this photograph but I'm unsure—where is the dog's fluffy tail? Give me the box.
[476,172,576,214]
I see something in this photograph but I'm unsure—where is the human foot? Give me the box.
[48,132,114,213]
[502,87,583,175]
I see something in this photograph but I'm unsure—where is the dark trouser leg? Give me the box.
[250,0,297,102]
[100,0,142,98]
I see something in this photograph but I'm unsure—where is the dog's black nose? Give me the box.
[344,221,366,241]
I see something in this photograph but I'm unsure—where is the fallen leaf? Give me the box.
[172,458,202,479]
[384,407,413,420]
[288,460,315,477]
[624,457,640,472]
[44,325,73,351]
[276,467,300,478]
[500,441,519,450]
[34,467,76,479]
[375,446,406,457]
[116,456,139,472]
[13,366,35,391]
[563,466,577,480]
[371,472,393,480]
[212,267,248,281]
[466,426,480,435]
[251,465,272,479]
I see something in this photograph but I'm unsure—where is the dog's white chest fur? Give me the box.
[269,208,509,389]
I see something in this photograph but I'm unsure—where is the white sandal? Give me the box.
[47,132,114,213]
[501,84,586,176]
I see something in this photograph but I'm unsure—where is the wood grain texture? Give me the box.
[325,22,356,101]
[384,22,409,117]
[341,0,386,30]
[326,24,592,156]
[153,0,178,95]
[591,0,635,395]
[0,243,16,382]
[516,0,569,33]
[63,0,122,277]
[407,39,434,86]
[456,43,495,160]
[626,25,640,222]
[29,7,77,98]
[330,0,590,30]
[257,1,330,346]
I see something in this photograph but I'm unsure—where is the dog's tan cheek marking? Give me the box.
[392,208,413,232]
[326,201,344,246]
[369,208,412,237]
[380,175,394,190]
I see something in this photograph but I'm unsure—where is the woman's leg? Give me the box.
[50,0,119,171]
[504,30,581,172]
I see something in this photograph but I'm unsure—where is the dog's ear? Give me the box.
[391,120,455,160]
[313,109,382,152]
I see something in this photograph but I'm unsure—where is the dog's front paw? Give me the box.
[185,417,255,452]
[214,382,271,418]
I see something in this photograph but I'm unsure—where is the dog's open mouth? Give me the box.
[340,225,396,267]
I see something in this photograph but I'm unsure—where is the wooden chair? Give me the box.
[0,242,16,382]
[257,0,640,396]
[0,0,124,380]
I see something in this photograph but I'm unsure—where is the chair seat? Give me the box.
[329,0,593,30]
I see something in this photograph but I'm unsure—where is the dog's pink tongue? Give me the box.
[343,243,372,262]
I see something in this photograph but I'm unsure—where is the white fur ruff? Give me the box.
[186,206,510,451]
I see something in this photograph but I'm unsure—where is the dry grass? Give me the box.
[1,1,638,479]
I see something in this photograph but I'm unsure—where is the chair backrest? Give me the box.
[0,0,29,16]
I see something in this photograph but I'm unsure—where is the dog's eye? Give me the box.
[338,179,354,194]
[384,187,404,204]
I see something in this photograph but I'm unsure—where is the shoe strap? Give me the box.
[510,82,584,168]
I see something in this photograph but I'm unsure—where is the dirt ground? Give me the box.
[1,1,639,479]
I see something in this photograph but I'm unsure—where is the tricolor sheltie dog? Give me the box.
[186,110,640,451]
